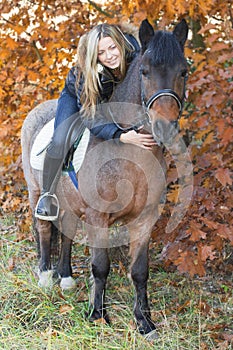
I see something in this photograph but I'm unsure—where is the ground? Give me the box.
[0,215,232,349]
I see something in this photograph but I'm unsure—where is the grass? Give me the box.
[0,216,233,349]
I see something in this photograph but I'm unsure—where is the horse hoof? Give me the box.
[60,277,77,291]
[143,329,158,341]
[88,309,110,324]
[38,270,54,289]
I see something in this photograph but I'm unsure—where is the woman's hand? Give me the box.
[119,129,157,150]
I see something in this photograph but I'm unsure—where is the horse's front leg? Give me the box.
[36,219,54,288]
[129,233,156,335]
[86,209,110,323]
[89,247,110,323]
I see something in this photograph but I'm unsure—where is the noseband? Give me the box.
[140,71,187,125]
[143,89,183,114]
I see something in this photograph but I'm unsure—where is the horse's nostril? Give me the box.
[171,120,178,129]
[154,120,162,131]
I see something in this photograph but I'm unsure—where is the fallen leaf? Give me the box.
[59,304,74,314]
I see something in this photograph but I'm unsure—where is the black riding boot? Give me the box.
[35,151,63,221]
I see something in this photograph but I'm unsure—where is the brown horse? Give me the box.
[21,19,189,336]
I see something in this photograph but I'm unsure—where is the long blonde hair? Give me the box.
[79,23,135,118]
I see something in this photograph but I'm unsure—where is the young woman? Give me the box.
[35,23,156,221]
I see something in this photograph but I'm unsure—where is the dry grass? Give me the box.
[0,216,232,349]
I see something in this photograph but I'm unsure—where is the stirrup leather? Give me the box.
[35,192,59,221]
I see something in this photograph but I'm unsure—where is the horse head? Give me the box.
[139,19,189,146]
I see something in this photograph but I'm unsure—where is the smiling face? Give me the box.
[97,36,122,69]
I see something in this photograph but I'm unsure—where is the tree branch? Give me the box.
[87,0,114,18]
[31,40,43,63]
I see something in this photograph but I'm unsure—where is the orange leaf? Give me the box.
[0,86,7,98]
[6,37,18,50]
[200,245,216,262]
[198,23,216,34]
[93,317,108,325]
[59,304,74,314]
[216,224,233,243]
[188,223,207,242]
[166,185,179,203]
[175,251,205,277]
[215,168,232,187]
[221,126,233,146]
[211,42,229,52]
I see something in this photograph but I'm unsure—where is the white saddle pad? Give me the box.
[30,118,90,172]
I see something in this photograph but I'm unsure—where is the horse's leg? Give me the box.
[86,210,110,323]
[36,219,54,288]
[89,246,110,323]
[56,210,81,290]
[129,231,156,335]
[57,233,77,290]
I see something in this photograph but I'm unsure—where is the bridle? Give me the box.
[142,89,183,121]
[140,69,188,125]
[109,67,187,132]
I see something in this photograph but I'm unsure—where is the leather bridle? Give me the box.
[109,68,187,131]
[140,69,188,125]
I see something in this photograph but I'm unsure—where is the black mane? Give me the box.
[147,30,185,66]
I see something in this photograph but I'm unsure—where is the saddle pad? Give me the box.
[30,118,90,173]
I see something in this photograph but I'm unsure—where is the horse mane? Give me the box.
[147,30,185,66]
[110,56,141,104]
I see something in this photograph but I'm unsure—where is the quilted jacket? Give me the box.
[64,33,140,141]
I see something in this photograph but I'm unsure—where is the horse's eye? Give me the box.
[140,66,149,77]
[181,70,188,78]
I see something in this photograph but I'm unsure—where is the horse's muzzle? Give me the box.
[153,119,179,145]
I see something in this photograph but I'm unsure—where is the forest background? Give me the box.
[0,0,232,276]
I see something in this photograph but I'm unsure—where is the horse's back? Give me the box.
[21,99,58,207]
[22,99,57,144]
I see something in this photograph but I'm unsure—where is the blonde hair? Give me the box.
[79,23,135,118]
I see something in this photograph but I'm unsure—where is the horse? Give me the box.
[21,19,189,336]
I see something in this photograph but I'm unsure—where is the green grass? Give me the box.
[0,217,233,349]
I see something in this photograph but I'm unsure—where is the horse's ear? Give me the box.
[173,19,189,51]
[139,19,154,53]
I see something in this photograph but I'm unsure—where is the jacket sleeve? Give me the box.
[86,35,140,141]
[65,66,83,111]
[82,115,126,141]
[65,66,77,97]
[64,67,124,141]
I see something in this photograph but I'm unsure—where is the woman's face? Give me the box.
[97,36,121,69]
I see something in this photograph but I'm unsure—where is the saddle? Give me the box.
[30,118,90,187]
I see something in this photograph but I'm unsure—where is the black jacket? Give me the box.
[64,33,140,141]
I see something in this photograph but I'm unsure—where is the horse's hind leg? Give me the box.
[129,233,156,335]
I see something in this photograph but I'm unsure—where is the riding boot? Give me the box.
[35,151,63,221]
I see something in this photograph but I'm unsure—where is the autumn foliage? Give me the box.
[0,0,232,276]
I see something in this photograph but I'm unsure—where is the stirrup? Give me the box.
[35,192,60,221]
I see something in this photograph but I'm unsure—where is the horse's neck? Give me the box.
[112,57,141,104]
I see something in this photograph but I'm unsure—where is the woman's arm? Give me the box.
[83,116,156,150]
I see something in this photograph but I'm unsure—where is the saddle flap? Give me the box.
[30,118,90,174]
